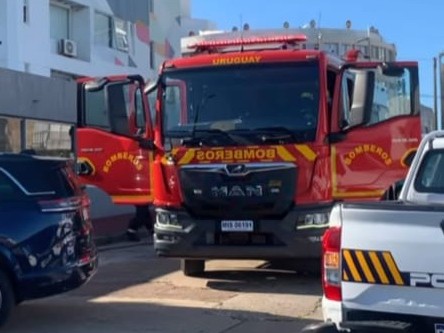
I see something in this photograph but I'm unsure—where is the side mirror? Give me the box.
[138,138,155,150]
[84,78,109,92]
[349,71,374,127]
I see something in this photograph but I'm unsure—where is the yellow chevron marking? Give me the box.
[369,251,389,284]
[178,149,196,165]
[343,270,349,281]
[276,146,296,162]
[333,190,385,199]
[295,145,317,161]
[343,250,362,282]
[356,250,376,283]
[383,252,405,285]
[111,194,153,204]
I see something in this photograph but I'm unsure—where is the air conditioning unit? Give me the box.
[59,39,77,57]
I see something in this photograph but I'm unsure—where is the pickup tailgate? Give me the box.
[340,202,444,318]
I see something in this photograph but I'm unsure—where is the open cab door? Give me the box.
[76,75,154,205]
[330,62,421,200]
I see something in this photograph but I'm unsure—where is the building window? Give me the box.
[23,0,29,23]
[321,43,338,55]
[26,120,72,157]
[95,12,113,47]
[114,17,129,52]
[50,3,70,40]
[0,117,21,153]
[95,13,129,52]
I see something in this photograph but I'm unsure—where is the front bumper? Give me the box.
[154,205,331,260]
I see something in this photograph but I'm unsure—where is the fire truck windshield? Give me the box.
[161,62,320,146]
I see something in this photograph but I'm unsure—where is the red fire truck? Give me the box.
[76,34,421,276]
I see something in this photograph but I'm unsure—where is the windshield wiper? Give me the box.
[190,92,215,141]
[181,128,243,147]
[252,126,299,143]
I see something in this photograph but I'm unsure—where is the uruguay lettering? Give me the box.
[213,56,262,65]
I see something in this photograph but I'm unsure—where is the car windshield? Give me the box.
[161,62,320,146]
[414,149,444,193]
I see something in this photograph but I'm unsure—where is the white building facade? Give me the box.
[0,0,215,219]
[0,0,214,80]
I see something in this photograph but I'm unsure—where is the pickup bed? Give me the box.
[304,131,444,333]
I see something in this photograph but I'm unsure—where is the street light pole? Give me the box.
[434,57,438,130]
[438,52,444,130]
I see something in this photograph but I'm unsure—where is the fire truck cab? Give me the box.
[76,34,421,276]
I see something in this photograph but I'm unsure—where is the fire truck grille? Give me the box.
[179,163,296,219]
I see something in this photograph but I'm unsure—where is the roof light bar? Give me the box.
[188,34,307,50]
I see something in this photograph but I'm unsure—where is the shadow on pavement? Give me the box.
[4,298,321,333]
[71,243,323,299]
[202,268,322,296]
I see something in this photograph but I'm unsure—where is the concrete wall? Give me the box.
[0,67,76,123]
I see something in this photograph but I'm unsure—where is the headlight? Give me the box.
[156,210,180,227]
[296,212,330,230]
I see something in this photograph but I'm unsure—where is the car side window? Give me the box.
[0,170,25,201]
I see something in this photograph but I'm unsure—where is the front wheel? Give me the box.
[181,259,205,277]
[0,270,15,327]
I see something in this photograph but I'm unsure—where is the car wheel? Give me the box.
[0,270,15,327]
[181,259,205,277]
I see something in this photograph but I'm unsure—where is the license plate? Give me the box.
[221,220,254,232]
[435,323,444,333]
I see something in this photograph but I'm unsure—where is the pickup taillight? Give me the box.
[322,226,342,301]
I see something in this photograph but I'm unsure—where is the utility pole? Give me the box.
[439,52,444,130]
[434,57,438,130]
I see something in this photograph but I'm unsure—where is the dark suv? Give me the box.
[0,153,98,326]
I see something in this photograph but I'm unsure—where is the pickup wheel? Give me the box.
[181,259,205,277]
[0,270,15,327]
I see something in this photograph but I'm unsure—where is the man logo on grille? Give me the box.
[226,164,246,175]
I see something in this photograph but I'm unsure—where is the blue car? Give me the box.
[0,153,98,326]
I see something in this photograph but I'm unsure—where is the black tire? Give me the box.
[0,270,15,327]
[181,259,205,277]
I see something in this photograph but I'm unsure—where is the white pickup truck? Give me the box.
[304,130,444,333]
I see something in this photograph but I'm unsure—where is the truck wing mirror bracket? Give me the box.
[138,138,155,150]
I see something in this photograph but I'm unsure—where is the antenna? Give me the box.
[317,11,322,50]
[240,14,244,52]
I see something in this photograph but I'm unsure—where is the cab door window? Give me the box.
[339,66,415,129]
[368,67,413,125]
[84,81,145,137]
[85,89,109,129]
[340,71,354,128]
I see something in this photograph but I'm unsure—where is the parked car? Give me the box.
[0,153,98,326]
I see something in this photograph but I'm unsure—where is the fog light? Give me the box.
[296,212,329,230]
